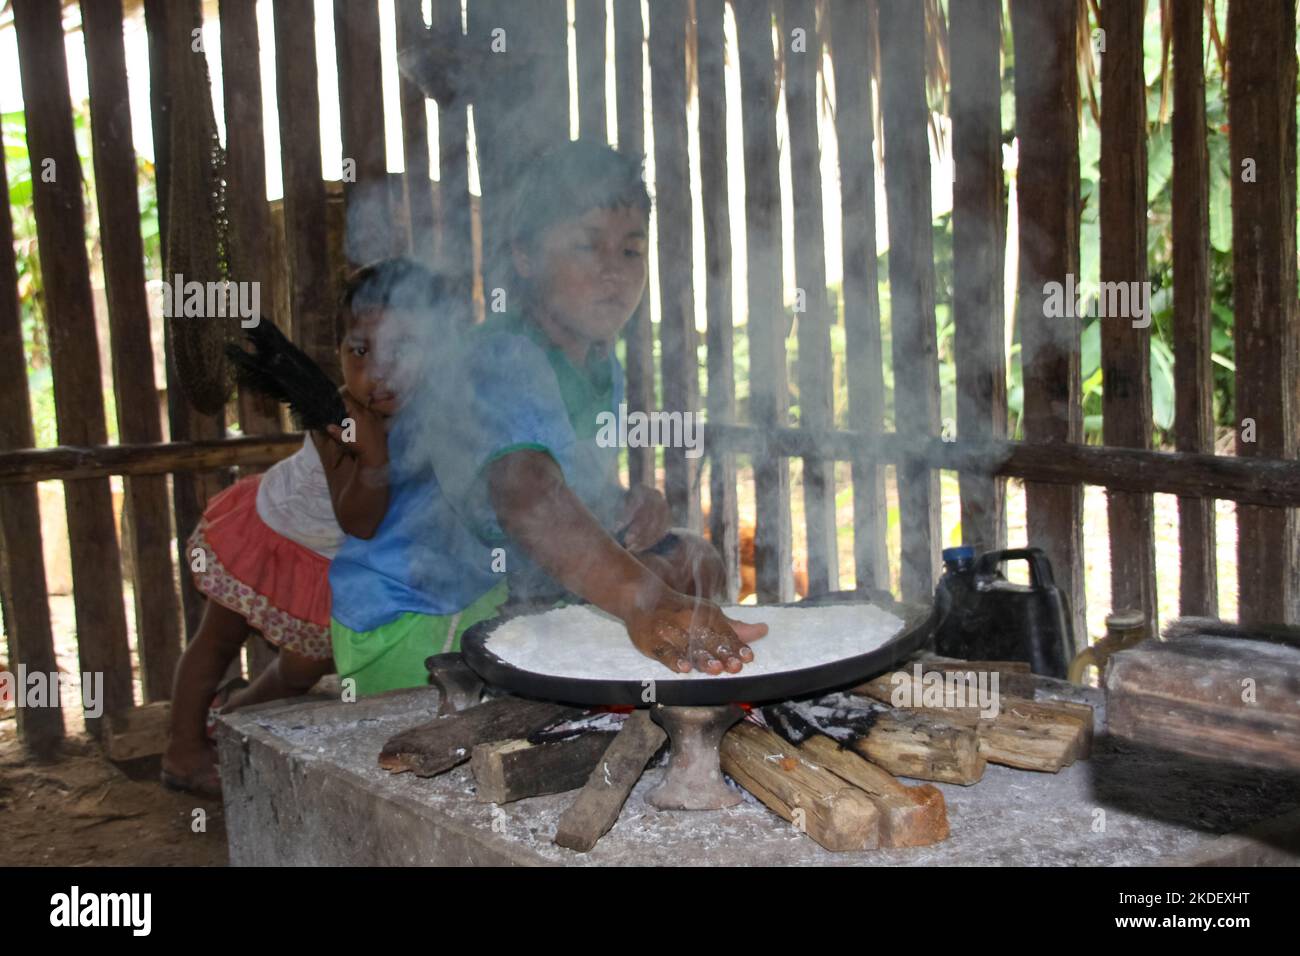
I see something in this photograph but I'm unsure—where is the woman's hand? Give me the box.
[325,386,388,466]
[623,590,767,675]
[618,483,671,553]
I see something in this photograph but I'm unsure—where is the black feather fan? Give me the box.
[224,319,348,430]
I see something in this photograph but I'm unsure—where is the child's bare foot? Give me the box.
[160,742,222,799]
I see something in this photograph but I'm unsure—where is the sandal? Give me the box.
[205,676,250,741]
[160,761,223,800]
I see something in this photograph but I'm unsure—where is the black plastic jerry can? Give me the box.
[932,546,1075,678]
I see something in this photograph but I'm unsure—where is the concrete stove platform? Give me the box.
[216,687,1300,866]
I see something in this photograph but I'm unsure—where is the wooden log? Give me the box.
[82,0,182,702]
[697,0,740,601]
[13,0,134,731]
[648,0,701,528]
[785,0,838,596]
[0,435,301,485]
[272,0,339,377]
[395,0,436,268]
[1170,0,1217,617]
[0,120,62,755]
[797,734,949,847]
[432,0,475,323]
[613,0,655,489]
[721,721,881,852]
[575,0,608,141]
[1228,0,1299,626]
[335,0,392,267]
[554,710,666,853]
[220,0,285,446]
[1099,0,1158,631]
[827,0,889,591]
[949,0,1007,556]
[735,0,794,602]
[849,706,985,785]
[1010,0,1086,650]
[1106,635,1300,772]
[471,732,618,804]
[379,697,579,777]
[877,0,941,602]
[104,701,172,762]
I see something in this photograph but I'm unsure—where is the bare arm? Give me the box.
[310,392,390,539]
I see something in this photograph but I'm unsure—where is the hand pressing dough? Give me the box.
[486,603,905,681]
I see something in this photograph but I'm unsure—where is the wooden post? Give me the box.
[273,0,339,377]
[335,0,391,268]
[784,0,838,596]
[395,0,436,269]
[0,121,63,754]
[1228,0,1299,625]
[736,0,794,602]
[1010,0,1086,650]
[697,0,740,600]
[949,0,1007,557]
[828,0,889,592]
[432,0,475,324]
[878,0,942,603]
[575,0,608,141]
[613,0,655,489]
[82,0,183,702]
[1099,0,1157,631]
[649,0,701,528]
[13,0,135,731]
[1170,0,1217,617]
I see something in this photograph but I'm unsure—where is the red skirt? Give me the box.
[187,476,333,661]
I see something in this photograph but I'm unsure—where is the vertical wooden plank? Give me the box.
[433,0,475,323]
[828,0,889,592]
[13,0,134,730]
[273,0,339,376]
[735,0,794,602]
[576,0,609,141]
[0,121,63,754]
[697,0,740,600]
[395,0,436,268]
[1228,0,1299,625]
[783,0,837,595]
[82,0,182,702]
[1170,0,1217,617]
[1099,0,1157,629]
[613,0,655,488]
[648,0,701,528]
[1010,0,1086,650]
[949,0,1007,557]
[877,0,941,603]
[335,0,392,267]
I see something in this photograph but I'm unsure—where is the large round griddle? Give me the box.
[461,593,936,707]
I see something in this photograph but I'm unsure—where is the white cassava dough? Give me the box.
[485,603,905,681]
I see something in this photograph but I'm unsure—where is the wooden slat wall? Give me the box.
[697,0,740,600]
[1099,0,1157,630]
[877,0,941,604]
[335,0,392,268]
[1170,0,1217,617]
[575,0,608,141]
[613,0,655,489]
[736,0,794,602]
[1228,0,1299,625]
[649,0,701,528]
[1010,0,1087,650]
[395,0,436,268]
[949,0,1007,558]
[784,0,837,597]
[273,0,339,377]
[433,0,475,323]
[827,0,889,592]
[0,120,63,753]
[81,0,182,702]
[13,0,134,731]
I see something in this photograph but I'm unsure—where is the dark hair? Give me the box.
[338,257,453,329]
[507,140,652,253]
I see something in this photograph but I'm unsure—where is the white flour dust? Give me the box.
[486,603,905,681]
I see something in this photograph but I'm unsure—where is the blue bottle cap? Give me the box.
[942,546,975,563]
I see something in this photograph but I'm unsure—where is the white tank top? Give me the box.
[254,436,344,558]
